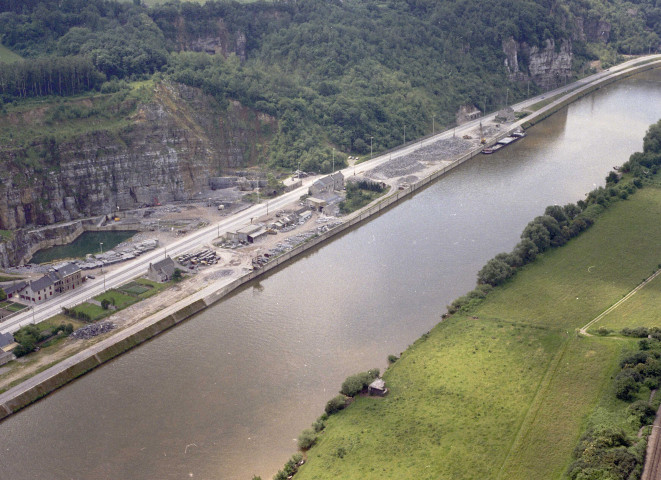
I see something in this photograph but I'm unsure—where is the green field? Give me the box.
[295,181,661,479]
[591,272,661,332]
[66,278,167,322]
[0,44,21,63]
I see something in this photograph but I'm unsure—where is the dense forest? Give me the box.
[0,0,660,172]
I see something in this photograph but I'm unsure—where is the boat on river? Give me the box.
[482,130,526,154]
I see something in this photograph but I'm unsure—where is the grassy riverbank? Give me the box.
[295,180,661,479]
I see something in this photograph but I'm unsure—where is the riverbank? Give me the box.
[2,57,661,423]
[294,170,661,480]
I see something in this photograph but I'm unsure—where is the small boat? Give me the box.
[482,144,504,154]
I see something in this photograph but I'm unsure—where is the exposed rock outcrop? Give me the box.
[503,37,573,90]
[0,82,276,232]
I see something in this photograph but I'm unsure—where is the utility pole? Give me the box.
[404,125,406,144]
[432,115,435,134]
[99,242,105,291]
[370,136,373,159]
[332,147,335,173]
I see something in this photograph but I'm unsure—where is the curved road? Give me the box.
[2,54,660,335]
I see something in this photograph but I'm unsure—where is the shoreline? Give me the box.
[2,58,661,423]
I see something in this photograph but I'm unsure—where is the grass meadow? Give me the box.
[295,181,661,480]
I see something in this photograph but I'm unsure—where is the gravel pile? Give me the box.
[368,155,425,179]
[205,269,234,280]
[368,137,473,180]
[71,321,115,340]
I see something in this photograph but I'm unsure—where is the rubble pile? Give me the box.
[71,322,116,339]
[368,137,472,180]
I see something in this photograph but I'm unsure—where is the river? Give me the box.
[2,69,661,480]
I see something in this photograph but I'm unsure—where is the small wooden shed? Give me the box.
[368,378,388,396]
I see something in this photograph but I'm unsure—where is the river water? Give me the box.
[2,69,661,480]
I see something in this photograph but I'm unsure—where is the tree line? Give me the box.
[447,118,661,313]
[0,56,105,98]
[0,0,660,171]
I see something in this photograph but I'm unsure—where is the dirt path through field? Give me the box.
[579,268,661,335]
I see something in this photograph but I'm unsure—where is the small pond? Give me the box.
[30,230,138,264]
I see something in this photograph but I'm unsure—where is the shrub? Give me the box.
[101,299,111,310]
[388,354,399,364]
[621,327,649,338]
[325,395,347,415]
[312,416,326,432]
[627,401,656,427]
[298,428,317,450]
[614,371,640,401]
[340,369,380,397]
[596,326,612,336]
[477,258,514,286]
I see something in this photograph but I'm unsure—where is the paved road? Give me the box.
[2,54,660,335]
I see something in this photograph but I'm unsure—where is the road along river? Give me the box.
[2,69,661,480]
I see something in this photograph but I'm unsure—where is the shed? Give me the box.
[307,197,327,212]
[368,378,388,396]
[0,349,14,367]
[0,332,14,349]
[236,224,264,243]
[247,227,269,243]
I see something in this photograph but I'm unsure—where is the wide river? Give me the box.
[2,69,661,480]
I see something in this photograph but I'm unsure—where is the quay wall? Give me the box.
[2,59,661,422]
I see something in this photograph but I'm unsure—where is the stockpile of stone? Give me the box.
[368,137,472,180]
[71,321,115,340]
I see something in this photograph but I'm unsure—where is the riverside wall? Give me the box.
[2,59,661,422]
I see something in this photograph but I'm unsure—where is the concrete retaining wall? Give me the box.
[2,60,661,422]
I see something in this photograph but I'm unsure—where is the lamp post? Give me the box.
[100,242,105,291]
[404,125,406,145]
[432,115,435,134]
[370,136,373,159]
[332,147,335,173]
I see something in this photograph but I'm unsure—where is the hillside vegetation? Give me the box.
[291,125,661,479]
[0,0,660,174]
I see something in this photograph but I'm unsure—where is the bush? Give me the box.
[388,354,399,364]
[325,394,347,415]
[172,268,183,282]
[298,428,317,450]
[621,327,649,338]
[614,372,640,401]
[596,326,612,336]
[627,401,656,427]
[312,416,326,432]
[101,299,111,310]
[477,258,514,286]
[340,369,380,397]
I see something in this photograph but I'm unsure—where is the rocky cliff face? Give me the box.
[503,37,573,90]
[175,17,247,60]
[0,82,276,232]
